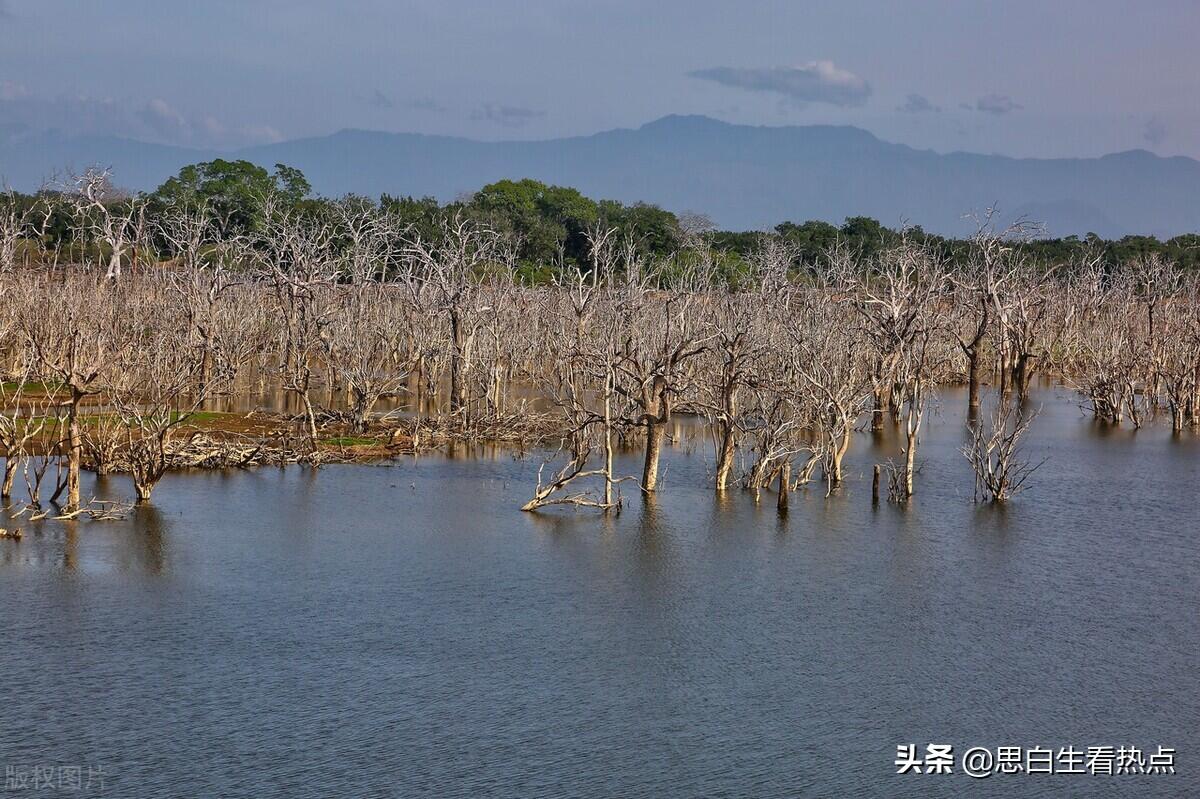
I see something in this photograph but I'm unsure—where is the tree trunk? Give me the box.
[105,244,122,280]
[714,424,735,492]
[998,346,1012,399]
[642,387,670,493]
[352,389,376,433]
[904,428,917,499]
[776,460,790,511]
[1013,353,1034,401]
[449,309,467,416]
[66,389,82,512]
[1,457,16,499]
[302,392,319,450]
[966,348,981,414]
[1191,359,1200,425]
[603,378,615,508]
[829,409,851,485]
[714,374,739,491]
[643,419,665,492]
[871,385,887,431]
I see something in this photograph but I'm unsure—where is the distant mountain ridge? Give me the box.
[3,115,1198,238]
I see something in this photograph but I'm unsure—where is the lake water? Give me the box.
[1,389,1197,797]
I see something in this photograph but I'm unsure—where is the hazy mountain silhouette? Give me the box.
[3,115,1198,237]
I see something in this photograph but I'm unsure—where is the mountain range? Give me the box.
[3,115,1198,238]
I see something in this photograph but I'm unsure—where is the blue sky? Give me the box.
[1,0,1196,157]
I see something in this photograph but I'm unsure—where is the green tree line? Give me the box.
[5,159,1199,276]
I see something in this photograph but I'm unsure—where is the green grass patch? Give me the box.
[1,380,61,394]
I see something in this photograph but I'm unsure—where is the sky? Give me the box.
[1,0,1197,158]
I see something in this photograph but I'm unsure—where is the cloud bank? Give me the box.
[689,60,871,107]
[0,83,281,148]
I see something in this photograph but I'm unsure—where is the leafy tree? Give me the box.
[150,160,311,236]
[380,194,449,244]
[776,220,840,266]
[467,179,599,271]
[601,200,685,261]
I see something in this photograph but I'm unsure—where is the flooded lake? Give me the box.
[1,389,1197,797]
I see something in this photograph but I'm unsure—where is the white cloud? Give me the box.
[138,98,189,140]
[688,60,871,108]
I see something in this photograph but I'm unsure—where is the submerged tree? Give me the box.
[962,399,1043,502]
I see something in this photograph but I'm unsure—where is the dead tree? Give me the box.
[0,191,30,273]
[102,280,208,501]
[1127,254,1197,431]
[1064,261,1140,425]
[157,200,242,395]
[692,289,769,492]
[319,281,411,432]
[789,294,871,490]
[740,367,818,507]
[840,242,948,498]
[520,266,635,511]
[1003,262,1066,402]
[15,272,115,512]
[0,361,49,500]
[67,168,142,281]
[694,238,792,493]
[952,219,1032,414]
[403,215,509,424]
[615,262,710,493]
[962,399,1043,502]
[252,200,338,452]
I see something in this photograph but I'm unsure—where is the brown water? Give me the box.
[0,388,1197,797]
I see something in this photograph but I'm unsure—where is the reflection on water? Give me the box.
[0,388,1197,798]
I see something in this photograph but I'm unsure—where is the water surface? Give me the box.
[1,389,1197,797]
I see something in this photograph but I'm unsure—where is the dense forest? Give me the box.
[4,159,1199,278]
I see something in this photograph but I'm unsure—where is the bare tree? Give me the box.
[320,281,411,432]
[15,272,116,512]
[0,358,50,500]
[0,190,30,273]
[839,241,948,498]
[252,199,338,451]
[67,168,143,281]
[615,264,710,493]
[789,296,872,491]
[520,257,635,511]
[962,399,1043,502]
[404,215,510,423]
